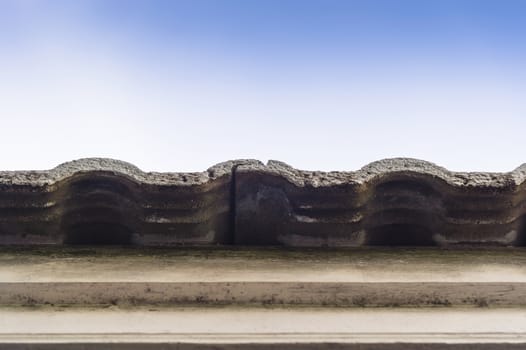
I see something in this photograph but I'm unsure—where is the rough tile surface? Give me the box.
[1,158,526,246]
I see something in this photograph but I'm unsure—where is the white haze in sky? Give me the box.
[0,1,525,172]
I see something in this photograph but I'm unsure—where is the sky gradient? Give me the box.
[0,0,525,171]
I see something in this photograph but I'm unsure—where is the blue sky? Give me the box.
[0,0,525,171]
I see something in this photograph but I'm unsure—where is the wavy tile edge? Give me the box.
[0,157,525,188]
[2,157,526,246]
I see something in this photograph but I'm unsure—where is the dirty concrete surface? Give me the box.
[2,158,526,247]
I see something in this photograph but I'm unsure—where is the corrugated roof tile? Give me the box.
[0,158,525,246]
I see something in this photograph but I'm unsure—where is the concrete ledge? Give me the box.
[2,307,526,348]
[2,247,526,307]
[3,247,526,348]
